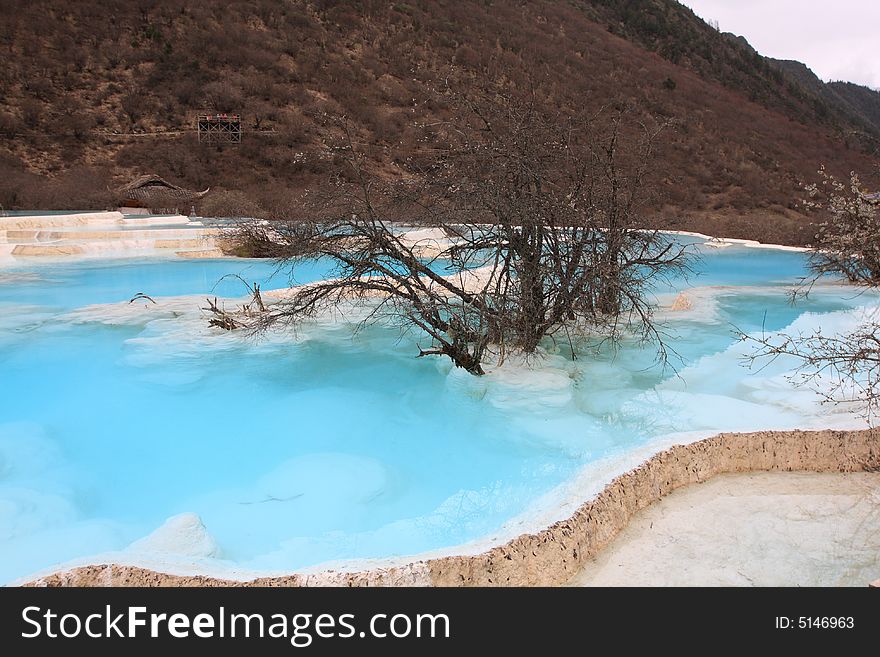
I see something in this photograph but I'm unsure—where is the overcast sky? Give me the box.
[680,1,880,89]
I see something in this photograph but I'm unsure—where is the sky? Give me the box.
[680,1,880,89]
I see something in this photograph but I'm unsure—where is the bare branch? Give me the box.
[228,90,688,375]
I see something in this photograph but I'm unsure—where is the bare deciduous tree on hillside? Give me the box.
[233,91,690,375]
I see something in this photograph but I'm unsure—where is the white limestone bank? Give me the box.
[126,513,220,560]
[0,211,222,263]
[1,218,815,268]
[570,471,880,586]
[661,229,811,252]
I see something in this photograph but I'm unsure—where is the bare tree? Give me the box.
[238,148,498,374]
[740,320,880,419]
[232,90,690,375]
[742,167,880,418]
[421,93,689,357]
[803,167,880,286]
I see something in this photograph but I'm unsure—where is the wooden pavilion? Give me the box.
[118,174,210,214]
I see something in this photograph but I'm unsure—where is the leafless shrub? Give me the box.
[202,297,240,331]
[742,166,880,420]
[232,89,690,374]
[803,167,880,286]
[198,189,263,219]
[740,321,880,420]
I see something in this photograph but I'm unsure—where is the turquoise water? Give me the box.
[0,258,329,309]
[0,244,870,583]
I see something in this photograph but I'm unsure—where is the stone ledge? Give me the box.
[12,244,85,256]
[21,428,880,587]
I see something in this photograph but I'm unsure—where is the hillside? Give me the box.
[0,0,878,244]
[767,58,880,145]
[589,3,880,146]
[827,82,880,134]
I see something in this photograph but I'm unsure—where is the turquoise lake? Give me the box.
[0,243,871,583]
